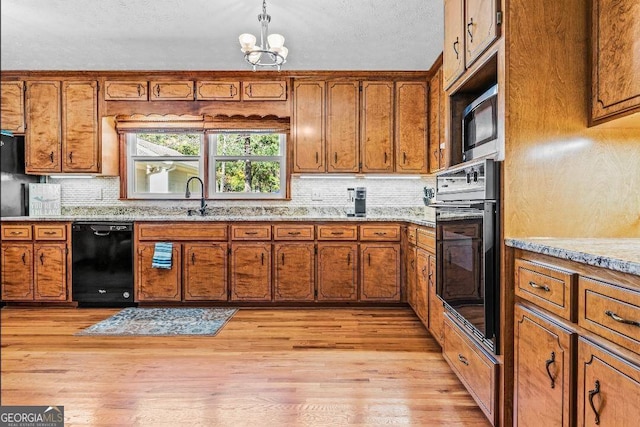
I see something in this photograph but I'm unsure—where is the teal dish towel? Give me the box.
[152,242,173,269]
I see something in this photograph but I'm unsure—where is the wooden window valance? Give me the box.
[114,113,290,132]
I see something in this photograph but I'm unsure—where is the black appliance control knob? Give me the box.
[473,171,478,182]
[466,173,471,184]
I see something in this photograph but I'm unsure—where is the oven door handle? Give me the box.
[430,201,488,209]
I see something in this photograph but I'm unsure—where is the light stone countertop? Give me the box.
[505,238,640,277]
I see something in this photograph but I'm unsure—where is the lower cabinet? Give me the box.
[2,243,34,300]
[33,243,67,301]
[427,253,444,345]
[577,337,640,427]
[360,243,401,301]
[514,303,575,427]
[273,243,315,301]
[183,243,228,301]
[406,243,417,311]
[414,248,429,324]
[317,243,358,301]
[136,242,182,301]
[230,243,272,301]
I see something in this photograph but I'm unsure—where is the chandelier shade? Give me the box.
[239,0,288,71]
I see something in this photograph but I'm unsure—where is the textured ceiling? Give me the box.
[0,0,443,71]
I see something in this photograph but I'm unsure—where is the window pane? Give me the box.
[133,160,199,194]
[135,133,201,156]
[216,134,281,156]
[214,160,281,194]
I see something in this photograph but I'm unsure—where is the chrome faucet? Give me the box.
[185,176,207,216]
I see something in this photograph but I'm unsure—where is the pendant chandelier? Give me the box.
[238,0,288,71]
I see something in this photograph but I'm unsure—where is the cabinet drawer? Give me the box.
[34,224,66,240]
[242,81,287,101]
[360,224,400,241]
[407,226,417,246]
[137,223,228,241]
[231,224,271,240]
[515,258,577,321]
[317,225,358,240]
[417,227,435,252]
[196,81,240,101]
[443,316,498,425]
[1,225,32,240]
[103,80,148,101]
[579,277,640,355]
[149,81,195,100]
[273,224,314,240]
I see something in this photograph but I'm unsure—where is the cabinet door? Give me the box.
[25,81,61,173]
[406,245,417,311]
[465,0,500,66]
[326,81,359,172]
[292,81,325,172]
[33,243,67,301]
[1,243,33,301]
[429,67,445,173]
[577,337,640,427]
[183,243,228,301]
[514,304,574,427]
[196,81,240,101]
[395,82,428,173]
[136,243,181,301]
[361,81,394,172]
[591,0,640,121]
[427,254,444,345]
[62,81,99,173]
[360,243,401,302]
[1,80,25,133]
[273,243,315,301]
[150,81,195,100]
[230,243,271,301]
[443,0,465,88]
[415,248,429,325]
[242,81,287,101]
[103,81,148,101]
[317,243,358,301]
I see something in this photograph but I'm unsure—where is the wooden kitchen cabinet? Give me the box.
[230,243,272,301]
[33,243,67,301]
[136,242,182,301]
[1,80,25,133]
[360,243,401,302]
[406,244,417,310]
[326,81,359,172]
[273,243,315,301]
[196,81,241,101]
[183,243,228,301]
[591,0,640,122]
[428,65,446,173]
[317,243,358,301]
[395,81,428,173]
[103,80,148,101]
[514,303,575,427]
[1,243,34,300]
[576,337,640,427]
[150,81,195,101]
[443,0,500,89]
[25,81,62,173]
[414,248,429,325]
[62,81,100,172]
[242,81,287,101]
[292,80,325,172]
[427,253,444,345]
[360,81,394,172]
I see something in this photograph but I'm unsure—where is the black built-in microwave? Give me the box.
[462,84,498,162]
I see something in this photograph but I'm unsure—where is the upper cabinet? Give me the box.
[361,81,394,173]
[326,81,359,172]
[429,64,446,173]
[196,81,241,101]
[395,81,428,173]
[104,81,148,101]
[1,80,25,133]
[242,81,287,101]
[292,80,326,172]
[150,81,195,101]
[25,80,100,174]
[591,0,640,123]
[444,0,501,89]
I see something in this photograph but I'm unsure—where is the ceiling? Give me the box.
[0,0,443,72]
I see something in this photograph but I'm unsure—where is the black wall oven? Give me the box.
[433,159,500,353]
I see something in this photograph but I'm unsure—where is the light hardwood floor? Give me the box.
[1,307,490,426]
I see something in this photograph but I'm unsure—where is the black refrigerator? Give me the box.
[1,134,39,217]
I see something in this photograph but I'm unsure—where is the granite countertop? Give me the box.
[505,238,640,277]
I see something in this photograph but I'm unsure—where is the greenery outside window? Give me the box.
[126,132,203,199]
[208,132,286,199]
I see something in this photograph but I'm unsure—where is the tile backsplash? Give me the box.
[51,175,435,211]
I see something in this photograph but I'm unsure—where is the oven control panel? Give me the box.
[436,159,497,201]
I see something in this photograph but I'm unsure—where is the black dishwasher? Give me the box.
[72,222,135,307]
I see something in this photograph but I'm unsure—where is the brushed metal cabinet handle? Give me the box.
[529,281,550,292]
[605,310,640,327]
[458,354,469,366]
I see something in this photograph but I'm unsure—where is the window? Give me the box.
[208,132,286,199]
[126,132,203,198]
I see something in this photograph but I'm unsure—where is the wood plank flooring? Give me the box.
[1,307,490,426]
